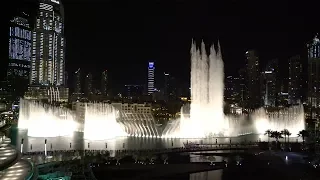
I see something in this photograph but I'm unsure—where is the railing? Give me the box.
[25,161,35,180]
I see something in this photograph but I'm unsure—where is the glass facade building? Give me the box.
[8,14,32,99]
[30,0,65,86]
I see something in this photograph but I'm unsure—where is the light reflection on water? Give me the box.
[190,170,223,180]
[189,151,226,180]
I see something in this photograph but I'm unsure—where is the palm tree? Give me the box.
[287,131,292,143]
[281,129,291,143]
[271,131,283,148]
[298,130,309,146]
[265,129,272,142]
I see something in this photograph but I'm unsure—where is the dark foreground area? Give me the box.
[92,151,320,180]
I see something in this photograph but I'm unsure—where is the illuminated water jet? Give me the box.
[253,105,305,136]
[163,41,228,138]
[84,103,127,140]
[18,99,76,137]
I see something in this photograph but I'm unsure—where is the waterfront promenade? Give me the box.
[0,135,36,180]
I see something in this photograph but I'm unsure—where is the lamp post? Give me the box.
[44,139,47,157]
[20,138,24,153]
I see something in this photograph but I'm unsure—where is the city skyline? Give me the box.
[2,0,320,90]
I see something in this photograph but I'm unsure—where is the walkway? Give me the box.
[0,137,18,170]
[0,135,37,180]
[155,144,259,154]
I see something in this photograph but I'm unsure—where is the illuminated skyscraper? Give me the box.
[245,50,261,109]
[288,55,302,105]
[7,13,32,99]
[147,62,155,95]
[101,70,108,96]
[24,0,68,102]
[261,59,279,107]
[307,34,320,118]
[85,73,93,97]
[74,68,81,95]
[30,0,65,86]
[164,72,169,101]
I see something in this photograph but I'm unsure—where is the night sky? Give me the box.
[2,0,320,91]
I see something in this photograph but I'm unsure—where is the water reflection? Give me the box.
[190,170,223,180]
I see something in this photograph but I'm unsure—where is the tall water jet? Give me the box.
[18,99,77,137]
[163,41,228,138]
[84,103,127,140]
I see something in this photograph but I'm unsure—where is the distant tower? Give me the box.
[101,70,108,96]
[288,55,302,105]
[147,62,155,95]
[245,50,261,109]
[307,34,320,118]
[261,59,278,107]
[164,72,170,101]
[85,73,93,97]
[74,68,81,95]
[7,13,32,99]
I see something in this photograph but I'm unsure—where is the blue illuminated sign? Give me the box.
[149,62,154,69]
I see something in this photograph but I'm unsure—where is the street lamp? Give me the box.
[20,138,24,153]
[44,139,47,156]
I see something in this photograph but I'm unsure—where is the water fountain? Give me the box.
[253,105,305,136]
[18,99,77,137]
[162,41,305,138]
[163,41,228,138]
[84,103,127,140]
[118,111,160,138]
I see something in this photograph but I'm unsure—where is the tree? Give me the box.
[132,153,139,164]
[271,131,283,141]
[206,156,216,165]
[140,154,147,165]
[149,155,157,164]
[281,129,291,143]
[271,131,283,148]
[115,152,125,166]
[298,130,309,145]
[265,129,272,142]
[161,154,168,164]
[104,152,111,164]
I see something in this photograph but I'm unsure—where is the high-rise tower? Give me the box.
[245,50,261,109]
[30,0,65,85]
[25,0,68,102]
[7,13,32,100]
[85,73,93,97]
[288,55,302,105]
[307,34,320,118]
[101,70,108,97]
[147,62,155,95]
[74,68,81,95]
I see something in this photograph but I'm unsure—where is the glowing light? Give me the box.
[253,105,305,136]
[163,41,228,138]
[18,99,77,137]
[84,103,127,140]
